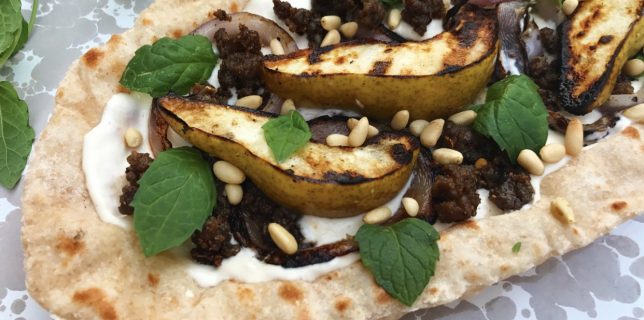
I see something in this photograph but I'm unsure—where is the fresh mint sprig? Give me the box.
[262,110,312,163]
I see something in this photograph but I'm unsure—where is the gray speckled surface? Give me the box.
[1,1,643,319]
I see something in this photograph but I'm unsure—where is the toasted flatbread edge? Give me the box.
[21,0,644,319]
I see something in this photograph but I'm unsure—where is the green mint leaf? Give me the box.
[512,241,522,253]
[0,0,24,65]
[132,147,216,256]
[380,0,402,7]
[471,74,548,163]
[11,0,38,57]
[119,35,218,97]
[356,218,440,306]
[0,81,35,189]
[262,110,312,163]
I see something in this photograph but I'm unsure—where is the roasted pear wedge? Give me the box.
[262,4,498,121]
[157,96,419,218]
[561,0,644,114]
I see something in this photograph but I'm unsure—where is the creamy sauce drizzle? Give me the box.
[82,0,639,288]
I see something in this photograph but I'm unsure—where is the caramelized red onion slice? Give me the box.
[469,0,516,7]
[191,12,299,53]
[148,105,172,157]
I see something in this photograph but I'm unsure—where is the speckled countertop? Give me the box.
[1,1,643,319]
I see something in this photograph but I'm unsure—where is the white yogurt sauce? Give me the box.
[394,19,444,41]
[244,0,310,49]
[83,93,153,229]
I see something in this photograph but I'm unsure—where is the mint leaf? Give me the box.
[381,0,402,7]
[262,111,312,163]
[11,0,38,57]
[119,35,218,97]
[356,218,440,306]
[512,241,522,253]
[0,81,35,189]
[471,74,548,162]
[0,0,24,65]
[132,147,216,256]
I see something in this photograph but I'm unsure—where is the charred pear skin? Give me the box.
[261,4,499,121]
[157,96,419,218]
[561,0,644,114]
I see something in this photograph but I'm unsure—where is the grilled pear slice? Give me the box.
[561,0,644,114]
[157,96,419,218]
[262,4,498,121]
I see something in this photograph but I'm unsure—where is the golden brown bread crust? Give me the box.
[21,0,644,319]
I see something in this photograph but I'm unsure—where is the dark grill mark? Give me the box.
[598,35,613,44]
[369,61,392,75]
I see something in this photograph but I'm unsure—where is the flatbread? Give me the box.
[21,0,644,319]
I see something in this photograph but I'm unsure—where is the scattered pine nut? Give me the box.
[448,110,477,126]
[348,117,369,147]
[565,118,583,156]
[432,148,463,165]
[326,134,350,147]
[363,206,392,224]
[624,103,644,123]
[562,0,578,16]
[347,118,359,130]
[402,197,419,217]
[268,223,298,255]
[387,9,402,29]
[409,119,430,137]
[124,128,142,148]
[225,184,243,205]
[236,95,263,109]
[367,125,379,138]
[420,119,445,148]
[517,149,544,176]
[624,59,644,77]
[280,99,296,115]
[474,158,488,169]
[539,143,566,163]
[213,161,246,184]
[550,197,575,224]
[321,15,342,31]
[391,110,410,130]
[321,29,341,47]
[270,38,285,55]
[339,22,358,38]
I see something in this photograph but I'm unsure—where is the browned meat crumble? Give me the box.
[118,152,153,215]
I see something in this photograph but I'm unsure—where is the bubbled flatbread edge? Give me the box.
[21,0,644,319]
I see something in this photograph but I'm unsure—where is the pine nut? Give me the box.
[624,103,644,123]
[363,206,392,224]
[624,59,644,77]
[539,143,566,163]
[326,134,350,147]
[225,184,243,205]
[402,197,419,217]
[420,119,445,148]
[269,38,285,55]
[367,125,379,138]
[387,9,402,29]
[236,95,263,109]
[448,110,477,126]
[432,148,463,165]
[550,197,575,224]
[268,223,298,255]
[517,149,544,176]
[124,128,142,148]
[562,0,578,16]
[321,15,342,31]
[349,117,369,147]
[391,110,410,130]
[321,29,341,47]
[409,119,430,137]
[339,22,358,38]
[347,118,359,130]
[565,118,583,156]
[280,99,296,115]
[474,158,488,169]
[213,161,246,184]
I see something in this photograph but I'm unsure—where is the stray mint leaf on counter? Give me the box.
[512,241,522,253]
[262,111,312,163]
[11,0,39,57]
[471,74,548,162]
[356,218,440,306]
[119,35,218,97]
[0,0,24,65]
[0,81,35,189]
[132,147,216,257]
